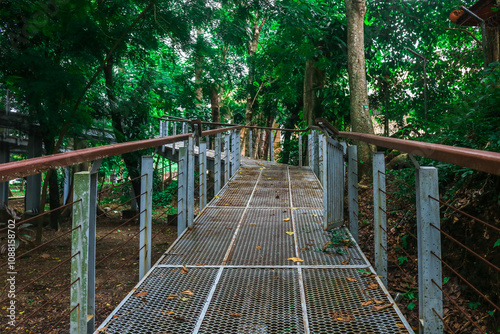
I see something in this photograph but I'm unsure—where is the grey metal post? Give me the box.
[172,121,177,154]
[87,161,100,333]
[308,133,314,170]
[26,133,42,211]
[236,129,241,170]
[214,133,222,194]
[63,167,71,205]
[299,134,303,168]
[224,133,230,184]
[230,130,236,175]
[199,140,207,210]
[373,152,387,286]
[177,147,187,236]
[270,130,274,162]
[159,120,163,138]
[187,135,195,226]
[249,129,253,158]
[416,167,443,334]
[71,172,90,334]
[313,131,319,177]
[319,133,324,184]
[139,156,153,279]
[322,135,328,225]
[0,142,10,205]
[323,137,344,230]
[347,145,359,242]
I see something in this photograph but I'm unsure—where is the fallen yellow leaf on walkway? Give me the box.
[180,290,194,295]
[168,294,178,299]
[345,277,357,282]
[230,312,242,317]
[283,218,290,221]
[286,232,294,235]
[373,303,393,312]
[287,257,303,262]
[214,195,220,199]
[256,246,262,249]
[181,266,188,274]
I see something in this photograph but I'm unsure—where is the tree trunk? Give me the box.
[42,137,60,231]
[303,60,326,126]
[209,85,220,123]
[241,14,266,156]
[345,0,374,176]
[195,30,203,113]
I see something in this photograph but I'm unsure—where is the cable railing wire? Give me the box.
[97,174,146,195]
[432,308,456,334]
[96,226,147,267]
[43,303,80,334]
[96,192,146,219]
[1,224,81,268]
[96,210,145,243]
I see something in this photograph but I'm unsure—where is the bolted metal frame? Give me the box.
[347,145,359,242]
[71,172,90,334]
[140,156,154,279]
[322,136,345,230]
[214,133,222,194]
[177,147,187,236]
[199,140,207,210]
[187,135,195,227]
[224,133,230,182]
[416,167,443,334]
[373,152,387,287]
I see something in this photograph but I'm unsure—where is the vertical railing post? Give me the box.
[172,121,177,154]
[319,133,324,184]
[322,135,328,226]
[313,131,319,177]
[230,130,236,175]
[87,161,100,333]
[199,139,207,210]
[249,129,253,159]
[71,172,89,334]
[373,152,387,286]
[308,133,314,170]
[139,156,153,279]
[416,167,443,334]
[299,134,303,168]
[177,147,187,236]
[270,130,274,162]
[236,129,241,170]
[187,134,195,226]
[214,133,221,194]
[347,145,359,242]
[224,133,230,183]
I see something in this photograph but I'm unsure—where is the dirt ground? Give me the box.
[1,198,177,333]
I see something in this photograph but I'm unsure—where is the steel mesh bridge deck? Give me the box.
[97,162,413,333]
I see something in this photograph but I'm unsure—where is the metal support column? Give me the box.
[187,135,195,226]
[224,133,230,184]
[416,166,443,334]
[172,121,177,154]
[308,133,314,170]
[269,130,274,162]
[71,172,90,334]
[299,134,303,168]
[177,147,187,236]
[236,129,241,170]
[323,137,344,230]
[139,156,153,279]
[0,142,10,206]
[214,133,222,194]
[373,152,387,286]
[347,145,359,242]
[199,140,207,210]
[313,131,319,177]
[249,130,253,159]
[87,160,100,333]
[319,133,324,184]
[230,130,236,175]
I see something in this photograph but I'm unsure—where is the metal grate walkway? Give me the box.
[97,162,413,333]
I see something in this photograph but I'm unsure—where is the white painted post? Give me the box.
[87,161,100,333]
[308,133,314,170]
[416,167,443,334]
[249,129,253,158]
[299,134,303,168]
[319,133,324,184]
[71,172,90,334]
[373,152,387,286]
[172,121,177,154]
[270,130,274,162]
[236,129,241,170]
[177,147,187,236]
[313,131,319,177]
[199,140,207,210]
[187,135,195,226]
[139,156,153,279]
[224,133,230,183]
[231,130,236,175]
[214,133,222,194]
[348,145,359,242]
[322,135,328,226]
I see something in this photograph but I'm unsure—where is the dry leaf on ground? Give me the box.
[134,291,147,297]
[283,218,290,222]
[230,312,242,317]
[287,257,303,263]
[256,246,262,249]
[286,231,294,235]
[373,303,393,312]
[345,277,357,282]
[181,266,188,274]
[180,290,194,295]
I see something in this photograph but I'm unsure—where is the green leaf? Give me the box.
[407,302,416,310]
[443,277,449,285]
[494,239,500,248]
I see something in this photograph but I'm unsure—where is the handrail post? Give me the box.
[172,121,177,154]
[187,134,195,226]
[71,172,90,334]
[416,166,443,334]
[87,161,100,333]
[308,133,314,170]
[231,130,236,175]
[319,132,324,184]
[313,131,319,177]
[177,147,187,236]
[237,129,241,170]
[199,139,207,210]
[373,152,387,287]
[214,133,221,194]
[299,134,303,167]
[224,133,230,183]
[347,145,359,242]
[322,135,328,226]
[270,130,274,162]
[139,156,153,279]
[249,129,253,159]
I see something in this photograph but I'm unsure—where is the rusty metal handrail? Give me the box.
[314,118,500,176]
[0,125,243,182]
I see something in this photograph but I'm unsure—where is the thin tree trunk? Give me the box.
[345,0,374,176]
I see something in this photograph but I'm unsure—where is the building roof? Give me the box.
[449,0,499,27]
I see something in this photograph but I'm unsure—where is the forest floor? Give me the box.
[1,198,177,333]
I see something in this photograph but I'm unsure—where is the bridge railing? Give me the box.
[315,118,500,334]
[0,124,244,333]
